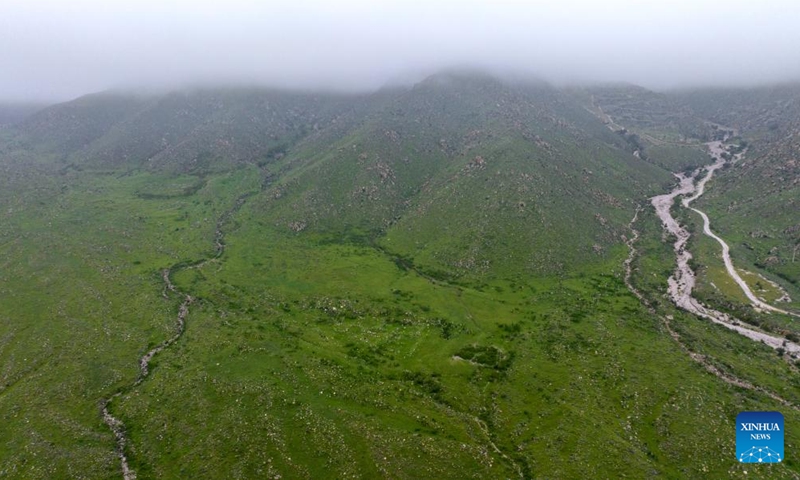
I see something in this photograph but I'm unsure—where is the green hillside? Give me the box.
[261,73,669,281]
[11,89,363,173]
[677,86,800,304]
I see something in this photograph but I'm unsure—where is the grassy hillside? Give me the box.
[261,73,670,280]
[679,86,800,304]
[10,89,364,173]
[581,84,717,144]
[676,84,800,133]
[586,83,800,308]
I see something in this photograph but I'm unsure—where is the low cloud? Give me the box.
[2,0,800,101]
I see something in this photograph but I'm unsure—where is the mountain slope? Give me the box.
[679,85,800,297]
[259,73,670,279]
[10,89,363,173]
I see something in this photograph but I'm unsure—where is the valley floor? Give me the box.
[652,142,800,353]
[2,162,800,479]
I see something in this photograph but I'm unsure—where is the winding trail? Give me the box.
[100,190,258,479]
[590,95,624,132]
[650,142,800,355]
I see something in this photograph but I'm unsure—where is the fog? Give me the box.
[2,0,800,101]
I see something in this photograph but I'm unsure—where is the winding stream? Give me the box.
[100,191,256,479]
[652,141,800,354]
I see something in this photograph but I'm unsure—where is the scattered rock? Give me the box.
[288,221,307,232]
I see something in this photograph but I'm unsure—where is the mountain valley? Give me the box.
[1,74,799,479]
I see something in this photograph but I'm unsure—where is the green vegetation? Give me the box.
[675,86,800,309]
[1,75,799,478]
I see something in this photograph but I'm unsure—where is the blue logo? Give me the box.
[736,411,784,463]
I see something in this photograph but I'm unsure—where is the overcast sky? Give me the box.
[2,0,800,101]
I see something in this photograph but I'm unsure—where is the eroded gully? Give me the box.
[100,191,255,480]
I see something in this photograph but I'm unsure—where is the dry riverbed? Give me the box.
[651,141,800,355]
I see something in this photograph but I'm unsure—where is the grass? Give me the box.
[645,143,714,172]
[0,165,261,477]
[692,151,800,309]
[3,81,800,478]
[738,269,790,304]
[120,175,800,478]
[0,164,797,478]
[676,197,800,340]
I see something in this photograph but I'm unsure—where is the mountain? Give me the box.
[583,83,714,141]
[11,89,361,172]
[6,74,671,279]
[258,73,669,279]
[1,74,799,479]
